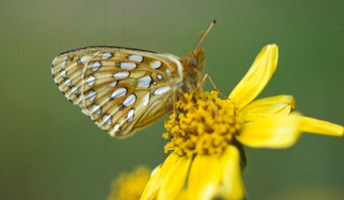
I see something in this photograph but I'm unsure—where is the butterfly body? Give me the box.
[51,46,205,138]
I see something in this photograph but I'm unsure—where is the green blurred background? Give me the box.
[1,1,343,199]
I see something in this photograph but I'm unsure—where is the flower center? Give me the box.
[163,91,242,157]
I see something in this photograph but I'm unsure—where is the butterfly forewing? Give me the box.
[51,46,183,138]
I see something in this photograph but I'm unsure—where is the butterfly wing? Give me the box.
[51,46,183,138]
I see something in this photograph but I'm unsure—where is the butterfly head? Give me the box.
[185,48,205,70]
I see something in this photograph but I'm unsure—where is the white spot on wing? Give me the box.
[120,62,137,70]
[88,90,96,101]
[113,71,129,79]
[65,79,71,87]
[111,87,127,99]
[150,60,161,69]
[153,86,170,95]
[123,94,136,107]
[91,61,101,71]
[60,61,67,68]
[87,75,96,86]
[60,70,67,78]
[102,52,112,60]
[142,93,150,106]
[137,75,152,88]
[165,69,171,75]
[80,55,91,64]
[92,104,101,115]
[127,109,135,122]
[102,114,112,125]
[157,74,163,80]
[109,81,118,87]
[71,86,78,94]
[128,55,143,62]
[113,124,120,133]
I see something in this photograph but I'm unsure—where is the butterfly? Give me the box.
[51,20,216,138]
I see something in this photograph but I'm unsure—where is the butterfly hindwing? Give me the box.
[51,46,182,138]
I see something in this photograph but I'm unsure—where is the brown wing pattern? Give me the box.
[51,46,182,138]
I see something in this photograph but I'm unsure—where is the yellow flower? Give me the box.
[140,44,344,200]
[107,166,151,200]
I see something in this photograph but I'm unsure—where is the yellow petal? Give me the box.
[240,95,296,121]
[219,146,245,200]
[158,156,192,200]
[140,153,179,200]
[175,189,190,200]
[236,114,302,148]
[229,44,279,110]
[187,155,222,200]
[300,117,343,136]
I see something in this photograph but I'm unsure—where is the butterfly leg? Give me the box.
[200,74,226,98]
[172,88,178,127]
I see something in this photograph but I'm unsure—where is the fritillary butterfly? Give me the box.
[51,21,216,138]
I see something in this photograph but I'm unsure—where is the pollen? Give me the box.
[163,91,242,157]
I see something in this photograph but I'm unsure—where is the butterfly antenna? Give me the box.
[194,20,216,51]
